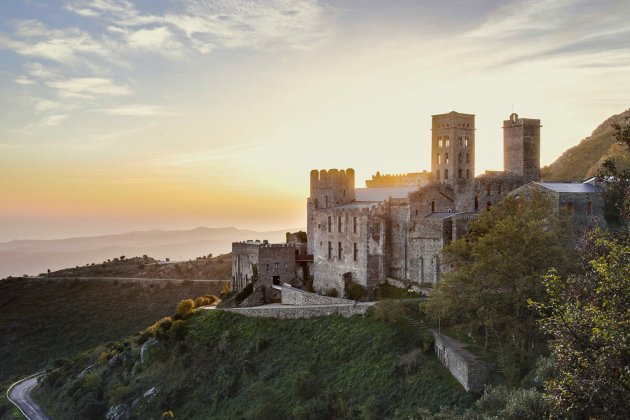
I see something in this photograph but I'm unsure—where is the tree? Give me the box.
[530,230,630,419]
[598,116,630,225]
[426,191,575,381]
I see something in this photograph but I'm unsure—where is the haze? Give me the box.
[1,0,629,241]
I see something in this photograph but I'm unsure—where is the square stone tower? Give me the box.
[431,111,475,185]
[503,113,541,181]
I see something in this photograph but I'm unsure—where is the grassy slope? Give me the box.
[33,310,474,419]
[0,277,226,384]
[541,108,630,181]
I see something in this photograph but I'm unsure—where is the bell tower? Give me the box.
[431,111,475,186]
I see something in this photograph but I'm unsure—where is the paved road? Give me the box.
[7,374,50,420]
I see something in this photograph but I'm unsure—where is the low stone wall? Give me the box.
[223,302,373,319]
[433,331,492,392]
[274,285,355,306]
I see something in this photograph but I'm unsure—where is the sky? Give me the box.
[1,0,629,241]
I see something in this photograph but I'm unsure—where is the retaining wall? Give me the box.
[224,303,373,319]
[433,331,492,392]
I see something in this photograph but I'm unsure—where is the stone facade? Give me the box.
[231,241,300,292]
[433,331,493,392]
[223,302,374,319]
[274,284,355,305]
[307,111,549,297]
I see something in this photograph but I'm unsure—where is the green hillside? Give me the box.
[541,108,630,181]
[32,308,475,419]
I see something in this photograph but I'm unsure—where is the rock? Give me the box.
[140,338,158,364]
[105,404,131,420]
[143,386,158,402]
[108,354,123,367]
[76,364,96,380]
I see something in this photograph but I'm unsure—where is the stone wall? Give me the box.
[275,285,355,305]
[223,302,374,319]
[258,245,297,288]
[433,331,492,392]
[232,242,260,291]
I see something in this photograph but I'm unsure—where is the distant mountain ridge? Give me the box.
[541,108,630,181]
[0,226,300,279]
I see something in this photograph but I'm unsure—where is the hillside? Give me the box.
[541,108,630,181]
[0,226,294,279]
[0,275,228,416]
[41,253,232,280]
[31,308,475,419]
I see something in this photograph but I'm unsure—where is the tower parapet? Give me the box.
[309,168,355,208]
[503,113,541,182]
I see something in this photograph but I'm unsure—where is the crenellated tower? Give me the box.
[503,113,541,182]
[306,168,355,254]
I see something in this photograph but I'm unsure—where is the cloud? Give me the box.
[64,0,334,54]
[39,114,68,126]
[47,77,133,99]
[34,99,61,113]
[96,104,177,116]
[14,77,35,85]
[126,26,183,55]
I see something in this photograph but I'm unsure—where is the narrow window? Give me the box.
[458,136,463,146]
[458,152,462,164]
[466,153,470,163]
[486,201,492,211]
[415,209,418,216]
[437,154,441,164]
[325,195,328,208]
[444,169,449,180]
[343,189,346,197]
[436,170,440,180]
[353,216,357,233]
[567,202,573,212]
[587,201,593,215]
[438,139,443,148]
[431,201,435,212]
[328,216,331,232]
[467,169,470,179]
[338,216,342,233]
[275,262,279,270]
[446,139,450,147]
[353,243,358,261]
[486,185,491,196]
[458,169,462,179]
[445,153,449,164]
[474,196,479,210]
[465,138,469,147]
[266,264,269,270]
[328,241,332,259]
[338,242,342,259]
[498,184,502,195]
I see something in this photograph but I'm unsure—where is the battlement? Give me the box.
[309,168,355,208]
[503,113,541,127]
[366,171,431,188]
[233,240,296,248]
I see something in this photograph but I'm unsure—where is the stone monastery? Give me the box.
[232,111,605,299]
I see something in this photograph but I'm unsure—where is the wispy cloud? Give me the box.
[96,104,178,117]
[46,77,132,99]
[39,114,68,126]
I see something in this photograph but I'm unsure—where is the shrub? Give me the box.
[176,299,195,318]
[295,371,318,400]
[194,294,219,308]
[162,411,174,418]
[373,300,407,323]
[82,371,102,392]
[109,384,133,405]
[235,282,254,305]
[169,320,188,341]
[397,349,424,374]
[345,280,367,301]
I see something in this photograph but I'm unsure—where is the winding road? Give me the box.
[7,373,50,420]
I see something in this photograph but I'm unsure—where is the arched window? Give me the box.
[474,196,479,210]
[437,154,441,164]
[431,201,435,212]
[466,153,470,163]
[445,153,449,164]
[458,169,462,179]
[498,184,502,195]
[438,139,443,148]
[444,169,449,180]
[458,152,462,164]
